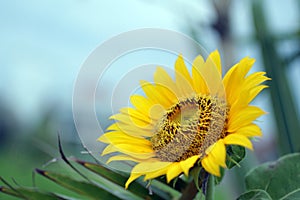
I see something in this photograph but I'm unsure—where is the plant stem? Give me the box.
[205,175,214,200]
[179,181,198,200]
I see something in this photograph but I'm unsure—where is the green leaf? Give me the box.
[190,166,202,191]
[0,186,66,200]
[237,189,272,200]
[245,153,300,200]
[151,179,181,199]
[74,159,167,200]
[74,159,127,185]
[214,167,224,185]
[226,145,245,169]
[36,168,137,200]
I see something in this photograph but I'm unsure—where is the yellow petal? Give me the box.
[107,122,153,137]
[192,56,209,94]
[223,134,253,150]
[228,70,270,107]
[140,80,170,108]
[154,66,182,98]
[131,161,172,174]
[130,94,165,122]
[222,63,237,88]
[223,57,255,105]
[228,105,265,123]
[110,112,149,127]
[144,166,169,180]
[98,134,109,143]
[125,173,143,189]
[175,54,193,87]
[98,131,152,146]
[179,155,199,176]
[199,52,224,97]
[234,123,262,137]
[130,95,153,116]
[228,106,265,132]
[119,107,145,119]
[113,143,153,154]
[101,144,119,155]
[206,140,226,168]
[107,155,158,164]
[119,107,151,124]
[247,85,268,103]
[154,83,177,107]
[174,60,195,98]
[101,144,155,159]
[201,155,220,176]
[243,72,270,90]
[207,50,222,75]
[231,85,268,110]
[166,163,183,183]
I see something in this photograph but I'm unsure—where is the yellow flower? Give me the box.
[98,50,270,189]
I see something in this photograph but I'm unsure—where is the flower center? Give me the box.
[151,95,228,162]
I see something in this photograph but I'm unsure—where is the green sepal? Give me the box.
[226,145,246,169]
[214,167,224,185]
[190,166,202,191]
[172,177,179,188]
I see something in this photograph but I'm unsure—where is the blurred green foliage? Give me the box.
[252,0,300,154]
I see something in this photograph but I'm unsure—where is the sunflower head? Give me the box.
[151,94,228,163]
[98,50,270,189]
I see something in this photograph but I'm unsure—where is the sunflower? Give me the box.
[98,50,269,189]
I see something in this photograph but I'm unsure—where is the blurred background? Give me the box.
[1,0,299,199]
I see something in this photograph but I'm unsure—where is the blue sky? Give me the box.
[0,0,180,123]
[1,0,299,128]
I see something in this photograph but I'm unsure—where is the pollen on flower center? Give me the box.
[151,95,228,162]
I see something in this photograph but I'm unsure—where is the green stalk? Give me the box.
[252,0,300,154]
[205,175,214,200]
[179,181,198,200]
